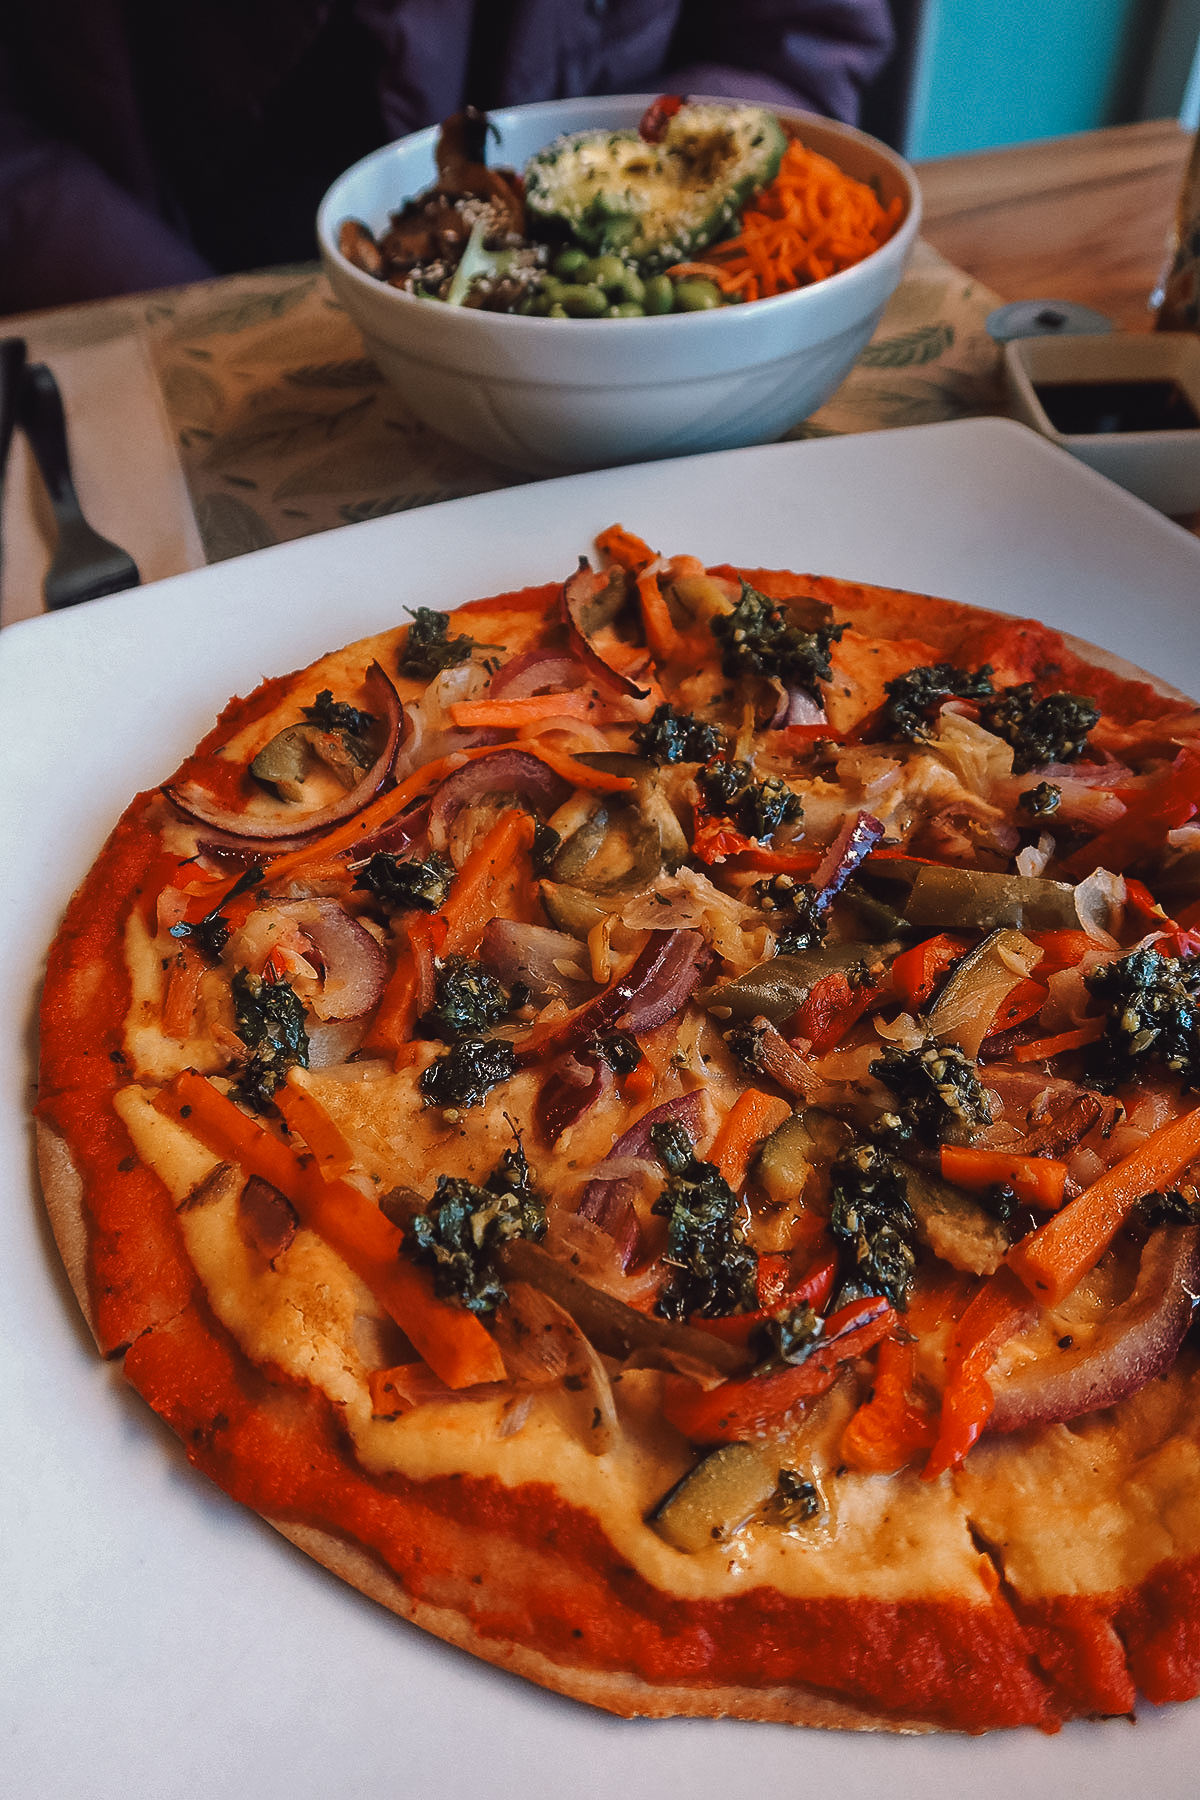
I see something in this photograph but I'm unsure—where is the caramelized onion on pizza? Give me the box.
[36,526,1200,1733]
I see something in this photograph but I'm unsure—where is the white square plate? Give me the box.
[4,418,1200,1800]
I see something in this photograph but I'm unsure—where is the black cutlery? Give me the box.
[17,360,141,610]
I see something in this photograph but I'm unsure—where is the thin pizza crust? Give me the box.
[33,564,1200,1733]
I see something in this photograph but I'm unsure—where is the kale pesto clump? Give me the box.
[1139,1182,1200,1227]
[828,1143,917,1310]
[400,606,483,680]
[419,1036,517,1109]
[230,968,309,1110]
[404,1141,546,1314]
[768,883,828,955]
[882,662,995,742]
[649,1119,759,1321]
[424,955,518,1038]
[631,703,726,765]
[700,757,803,841]
[710,580,845,696]
[980,683,1100,773]
[869,1038,993,1146]
[1084,947,1200,1092]
[352,851,454,912]
[301,688,377,742]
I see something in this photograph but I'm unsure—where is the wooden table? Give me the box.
[2,120,1198,623]
[918,117,1194,332]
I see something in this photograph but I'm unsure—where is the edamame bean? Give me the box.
[585,254,628,293]
[552,247,590,280]
[672,279,723,312]
[643,274,675,316]
[609,301,645,318]
[556,284,610,318]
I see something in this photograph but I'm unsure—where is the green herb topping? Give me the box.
[769,883,828,955]
[404,1140,546,1314]
[1018,781,1062,819]
[1084,947,1200,1092]
[230,968,309,1110]
[400,607,483,680]
[1139,1181,1200,1227]
[301,688,377,742]
[419,1036,517,1109]
[869,1038,993,1146]
[424,956,517,1038]
[829,1143,917,1310]
[352,852,454,912]
[649,1119,758,1321]
[700,757,803,842]
[770,1469,822,1523]
[631,703,726,765]
[980,683,1100,773]
[710,580,845,696]
[883,662,995,742]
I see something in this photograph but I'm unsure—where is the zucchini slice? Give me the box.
[524,103,787,273]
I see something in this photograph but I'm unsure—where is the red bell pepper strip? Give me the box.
[923,1267,1039,1479]
[662,1295,896,1442]
[154,1070,505,1389]
[786,966,879,1055]
[841,1337,938,1473]
[891,933,972,1012]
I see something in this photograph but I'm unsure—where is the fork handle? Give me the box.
[18,362,86,524]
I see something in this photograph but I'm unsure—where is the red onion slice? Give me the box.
[514,929,709,1065]
[488,650,592,700]
[813,810,885,898]
[577,1090,710,1270]
[481,918,595,1006]
[428,749,570,853]
[989,1225,1200,1433]
[274,899,388,1020]
[561,560,650,701]
[536,1051,615,1144]
[167,662,403,843]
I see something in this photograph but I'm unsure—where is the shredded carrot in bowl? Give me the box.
[706,137,903,302]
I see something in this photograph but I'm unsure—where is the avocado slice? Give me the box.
[524,103,787,273]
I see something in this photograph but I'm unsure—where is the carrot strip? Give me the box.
[595,524,655,573]
[448,691,597,728]
[708,1088,793,1190]
[940,1145,1067,1212]
[440,808,536,954]
[362,911,446,1058]
[636,567,682,663]
[1007,1102,1200,1306]
[274,1076,359,1181]
[154,1070,505,1388]
[1011,1017,1106,1062]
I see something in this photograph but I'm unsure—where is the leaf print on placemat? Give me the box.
[161,362,224,429]
[857,323,955,368]
[284,359,384,389]
[172,277,321,342]
[194,492,277,563]
[205,395,376,468]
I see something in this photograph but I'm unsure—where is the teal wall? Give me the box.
[904,0,1161,159]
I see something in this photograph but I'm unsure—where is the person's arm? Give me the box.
[0,97,212,315]
[663,0,896,125]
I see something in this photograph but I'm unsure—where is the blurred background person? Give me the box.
[0,0,894,315]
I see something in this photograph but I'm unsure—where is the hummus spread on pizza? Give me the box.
[36,525,1200,1733]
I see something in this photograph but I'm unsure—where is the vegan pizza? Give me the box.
[35,525,1200,1733]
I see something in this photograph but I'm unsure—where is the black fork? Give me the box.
[17,361,141,610]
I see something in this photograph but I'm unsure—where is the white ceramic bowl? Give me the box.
[1005,331,1200,514]
[316,95,921,475]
